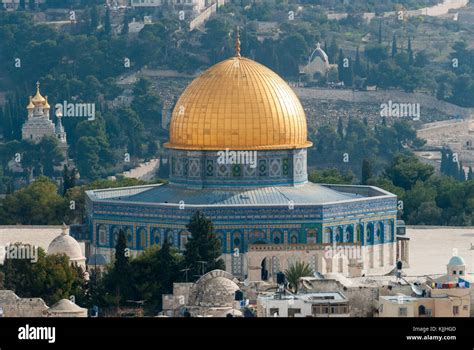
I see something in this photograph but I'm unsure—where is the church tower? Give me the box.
[22,82,67,148]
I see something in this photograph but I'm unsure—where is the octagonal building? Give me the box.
[85,36,400,280]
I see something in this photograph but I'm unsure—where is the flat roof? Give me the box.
[86,182,395,207]
[259,291,347,303]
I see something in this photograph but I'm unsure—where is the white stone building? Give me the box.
[257,291,350,317]
[22,82,67,148]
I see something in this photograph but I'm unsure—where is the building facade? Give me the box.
[21,82,67,148]
[85,34,399,280]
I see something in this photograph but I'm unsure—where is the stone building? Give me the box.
[47,224,87,270]
[0,290,87,318]
[299,43,334,83]
[85,33,400,280]
[45,299,88,317]
[0,290,49,317]
[22,82,67,148]
[162,269,242,317]
[257,291,350,317]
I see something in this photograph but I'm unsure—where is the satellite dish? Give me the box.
[302,280,313,290]
[410,283,423,296]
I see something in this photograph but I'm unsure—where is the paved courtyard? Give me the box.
[405,226,474,276]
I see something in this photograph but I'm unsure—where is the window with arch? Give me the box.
[390,220,395,241]
[179,230,189,251]
[290,231,298,244]
[375,222,383,241]
[307,229,317,244]
[137,228,147,249]
[166,230,174,246]
[272,230,283,244]
[336,227,343,242]
[356,224,363,243]
[151,229,161,245]
[125,227,133,248]
[323,228,332,243]
[344,226,353,242]
[233,231,242,249]
[111,227,120,246]
[366,224,373,243]
[249,229,266,244]
[98,225,107,246]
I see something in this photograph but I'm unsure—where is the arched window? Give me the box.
[367,223,374,243]
[125,227,133,248]
[111,227,120,246]
[272,230,283,244]
[290,231,298,244]
[418,305,426,315]
[336,227,343,242]
[375,222,383,241]
[137,228,146,249]
[232,231,242,250]
[249,229,266,244]
[151,229,161,245]
[166,230,174,246]
[344,226,353,242]
[323,228,332,244]
[356,224,363,243]
[98,225,107,246]
[307,229,317,244]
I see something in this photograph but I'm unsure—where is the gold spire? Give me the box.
[44,95,50,110]
[235,27,241,57]
[32,81,46,104]
[27,96,34,110]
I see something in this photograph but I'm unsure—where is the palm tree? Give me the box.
[284,260,314,294]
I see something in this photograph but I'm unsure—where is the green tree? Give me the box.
[391,34,397,58]
[103,230,133,307]
[184,211,225,280]
[121,11,129,35]
[361,158,373,185]
[0,177,66,225]
[1,246,86,306]
[309,168,354,184]
[104,7,111,35]
[384,154,434,191]
[284,260,313,294]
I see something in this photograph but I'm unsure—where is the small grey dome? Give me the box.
[448,255,465,266]
[47,224,84,262]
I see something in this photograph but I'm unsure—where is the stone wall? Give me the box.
[0,290,48,317]
[294,87,474,119]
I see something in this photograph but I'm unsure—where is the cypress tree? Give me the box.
[361,158,373,185]
[337,117,344,139]
[184,211,225,281]
[104,7,111,35]
[121,11,129,35]
[408,37,414,65]
[391,34,398,58]
[378,22,382,44]
[338,48,344,82]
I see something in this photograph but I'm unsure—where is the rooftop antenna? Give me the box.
[180,266,191,283]
[196,261,208,277]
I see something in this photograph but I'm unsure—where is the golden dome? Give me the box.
[43,96,51,110]
[32,81,46,105]
[165,56,312,151]
[27,96,34,110]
